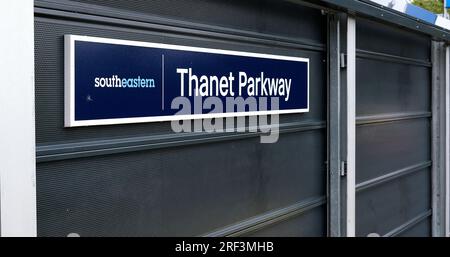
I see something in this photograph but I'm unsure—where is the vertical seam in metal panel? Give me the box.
[346,16,356,237]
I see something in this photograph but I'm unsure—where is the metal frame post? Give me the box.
[327,13,342,237]
[446,45,450,237]
[328,13,356,237]
[431,41,447,237]
[345,16,356,237]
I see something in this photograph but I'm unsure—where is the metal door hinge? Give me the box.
[340,53,347,68]
[340,161,347,177]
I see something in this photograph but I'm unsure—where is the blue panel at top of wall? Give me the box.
[405,4,437,24]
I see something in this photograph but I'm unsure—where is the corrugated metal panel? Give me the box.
[355,17,432,237]
[241,205,326,237]
[37,131,326,236]
[68,0,326,42]
[34,0,328,236]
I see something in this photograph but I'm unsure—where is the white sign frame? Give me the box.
[65,35,310,127]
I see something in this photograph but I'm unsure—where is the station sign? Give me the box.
[64,35,309,127]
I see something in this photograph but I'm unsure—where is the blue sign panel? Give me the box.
[65,35,309,127]
[405,4,437,24]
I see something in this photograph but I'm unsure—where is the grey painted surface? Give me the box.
[356,168,431,236]
[356,120,431,184]
[34,0,327,236]
[37,131,327,236]
[355,17,432,237]
[396,216,431,237]
[69,0,326,42]
[242,205,326,237]
[327,13,342,237]
[33,0,440,237]
[431,41,448,236]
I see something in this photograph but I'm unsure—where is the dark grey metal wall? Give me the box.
[355,17,432,236]
[34,0,328,236]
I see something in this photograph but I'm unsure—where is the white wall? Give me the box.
[0,0,37,237]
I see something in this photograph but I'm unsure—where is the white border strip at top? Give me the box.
[64,35,310,127]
